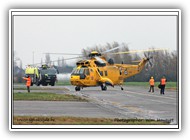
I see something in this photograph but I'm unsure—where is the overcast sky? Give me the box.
[13,15,177,67]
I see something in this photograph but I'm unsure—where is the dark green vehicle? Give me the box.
[38,65,59,86]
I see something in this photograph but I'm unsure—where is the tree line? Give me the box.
[13,41,178,83]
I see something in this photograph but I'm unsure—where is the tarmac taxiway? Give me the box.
[13,85,178,124]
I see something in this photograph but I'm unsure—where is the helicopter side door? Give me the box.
[82,68,90,85]
[86,68,97,86]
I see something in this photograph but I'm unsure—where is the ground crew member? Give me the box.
[160,76,167,95]
[148,76,154,93]
[22,75,31,93]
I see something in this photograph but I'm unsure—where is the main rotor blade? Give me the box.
[43,53,82,55]
[102,46,120,53]
[48,56,84,63]
[26,56,84,66]
[63,56,84,60]
[109,48,168,55]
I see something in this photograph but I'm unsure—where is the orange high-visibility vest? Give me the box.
[161,78,166,85]
[23,77,31,86]
[149,79,154,86]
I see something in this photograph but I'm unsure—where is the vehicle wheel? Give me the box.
[75,86,80,91]
[121,87,124,90]
[51,82,55,86]
[37,81,40,86]
[42,83,47,86]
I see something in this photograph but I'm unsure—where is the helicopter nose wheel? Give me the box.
[75,86,81,91]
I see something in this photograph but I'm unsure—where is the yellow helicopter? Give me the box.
[70,49,163,91]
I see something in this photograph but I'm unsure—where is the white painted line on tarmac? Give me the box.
[123,90,176,100]
[123,90,177,105]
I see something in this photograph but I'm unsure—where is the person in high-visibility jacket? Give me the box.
[148,76,154,93]
[22,75,31,93]
[160,76,167,95]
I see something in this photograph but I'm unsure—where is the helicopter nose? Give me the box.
[70,75,80,85]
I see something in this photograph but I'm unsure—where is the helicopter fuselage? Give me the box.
[70,55,148,91]
[70,65,122,87]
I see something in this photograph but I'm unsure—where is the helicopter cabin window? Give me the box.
[97,68,103,76]
[99,71,103,76]
[104,71,108,76]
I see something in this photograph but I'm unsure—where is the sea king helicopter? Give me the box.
[57,47,165,91]
[40,47,165,91]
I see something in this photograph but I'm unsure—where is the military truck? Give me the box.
[38,65,58,86]
[25,65,58,86]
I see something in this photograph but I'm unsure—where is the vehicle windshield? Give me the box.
[40,68,57,75]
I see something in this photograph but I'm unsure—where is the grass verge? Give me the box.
[13,116,171,125]
[14,81,177,90]
[13,92,87,102]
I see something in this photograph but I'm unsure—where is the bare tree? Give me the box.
[57,57,61,67]
[45,53,51,65]
[61,57,66,67]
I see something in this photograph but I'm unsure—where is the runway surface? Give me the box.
[13,85,178,124]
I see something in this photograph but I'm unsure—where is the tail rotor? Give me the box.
[144,52,154,70]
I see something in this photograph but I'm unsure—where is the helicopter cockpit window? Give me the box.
[71,68,77,74]
[71,68,80,75]
[75,69,80,74]
[79,68,84,74]
[72,68,90,76]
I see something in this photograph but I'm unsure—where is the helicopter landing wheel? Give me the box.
[75,86,81,91]
[101,84,107,91]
